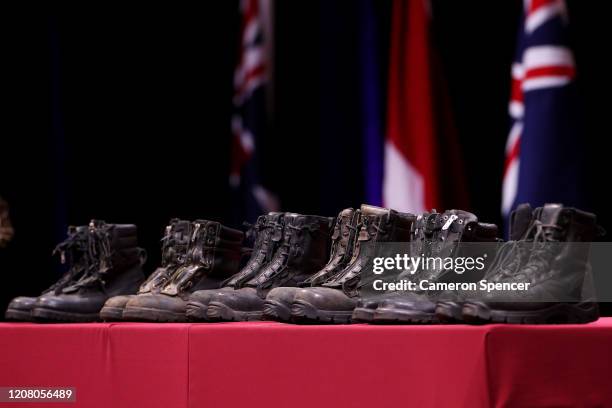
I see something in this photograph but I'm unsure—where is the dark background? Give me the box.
[2,1,611,316]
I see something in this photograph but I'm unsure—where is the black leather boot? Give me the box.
[206,213,333,322]
[186,212,284,321]
[5,225,90,321]
[351,211,437,323]
[372,210,498,324]
[100,219,192,321]
[263,208,359,322]
[462,204,601,324]
[122,220,243,322]
[32,220,146,322]
[435,204,533,322]
[291,204,416,324]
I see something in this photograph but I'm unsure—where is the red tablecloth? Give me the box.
[1,319,612,408]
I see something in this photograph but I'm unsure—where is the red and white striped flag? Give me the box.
[384,0,467,213]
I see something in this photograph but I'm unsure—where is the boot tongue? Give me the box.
[262,213,284,242]
[538,203,563,225]
[284,213,330,228]
[439,210,477,231]
[173,219,191,234]
[191,220,208,241]
[360,204,390,217]
[332,208,354,239]
[423,212,440,234]
[265,212,283,221]
[509,203,533,240]
[162,219,191,263]
[339,208,355,217]
[283,213,302,227]
[88,219,107,230]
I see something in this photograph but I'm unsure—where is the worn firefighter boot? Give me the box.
[32,220,146,322]
[123,220,243,322]
[262,208,359,321]
[5,225,90,321]
[462,204,601,324]
[185,213,284,321]
[206,213,333,322]
[436,204,533,322]
[100,219,191,321]
[372,210,499,324]
[291,205,416,324]
[351,211,436,323]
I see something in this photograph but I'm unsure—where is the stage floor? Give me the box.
[1,319,612,407]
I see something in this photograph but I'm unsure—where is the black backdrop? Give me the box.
[2,1,611,315]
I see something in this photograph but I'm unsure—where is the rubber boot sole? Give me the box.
[122,306,186,322]
[185,301,211,322]
[290,300,353,324]
[372,306,438,324]
[435,301,464,323]
[262,300,292,322]
[31,307,101,323]
[351,306,376,323]
[462,301,599,324]
[4,308,34,322]
[99,306,124,322]
[206,301,263,322]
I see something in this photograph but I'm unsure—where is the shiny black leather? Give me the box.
[31,221,146,322]
[435,206,532,321]
[352,211,439,322]
[372,210,499,324]
[462,204,601,324]
[5,225,90,321]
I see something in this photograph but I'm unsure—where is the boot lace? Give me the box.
[69,223,113,290]
[512,220,563,283]
[47,229,90,292]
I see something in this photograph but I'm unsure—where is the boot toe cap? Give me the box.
[103,295,134,309]
[356,298,380,310]
[294,287,356,311]
[8,296,38,311]
[266,287,301,305]
[211,288,264,312]
[379,295,435,313]
[126,294,188,314]
[189,288,233,306]
[35,294,104,314]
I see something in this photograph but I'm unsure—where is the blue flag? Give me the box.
[502,0,586,229]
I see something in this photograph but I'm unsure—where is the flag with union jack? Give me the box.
[230,0,278,223]
[502,0,585,223]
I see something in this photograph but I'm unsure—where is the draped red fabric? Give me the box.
[1,320,612,407]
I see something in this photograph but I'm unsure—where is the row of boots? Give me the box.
[4,203,601,324]
[5,220,146,322]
